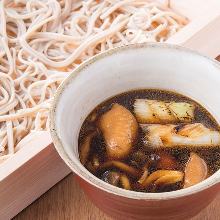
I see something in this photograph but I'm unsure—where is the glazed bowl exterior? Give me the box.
[50,43,220,220]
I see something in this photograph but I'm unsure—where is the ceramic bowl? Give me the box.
[50,43,220,220]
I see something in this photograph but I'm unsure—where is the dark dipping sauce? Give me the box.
[78,89,220,193]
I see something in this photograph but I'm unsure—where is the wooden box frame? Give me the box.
[1,0,220,219]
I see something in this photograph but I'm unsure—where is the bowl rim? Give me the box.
[50,42,220,200]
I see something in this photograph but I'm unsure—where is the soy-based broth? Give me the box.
[78,89,220,193]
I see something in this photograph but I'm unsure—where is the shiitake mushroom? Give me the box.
[79,131,97,165]
[102,171,121,186]
[99,161,140,178]
[101,171,131,190]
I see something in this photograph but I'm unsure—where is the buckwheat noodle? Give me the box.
[0,0,187,162]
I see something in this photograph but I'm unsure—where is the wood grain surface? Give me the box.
[14,174,220,220]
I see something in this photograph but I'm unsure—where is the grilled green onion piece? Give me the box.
[134,99,194,123]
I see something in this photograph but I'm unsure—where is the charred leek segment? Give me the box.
[141,123,220,148]
[184,153,208,188]
[79,131,96,165]
[99,103,138,159]
[141,170,184,188]
[134,99,194,123]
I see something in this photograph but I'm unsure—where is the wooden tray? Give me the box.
[1,0,220,219]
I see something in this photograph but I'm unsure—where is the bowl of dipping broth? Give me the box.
[50,43,220,220]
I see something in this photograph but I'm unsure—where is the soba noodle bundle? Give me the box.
[0,0,187,161]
